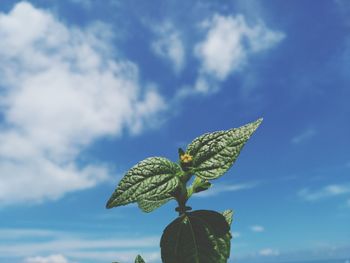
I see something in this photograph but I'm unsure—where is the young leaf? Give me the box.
[106,157,181,211]
[135,255,145,263]
[186,118,262,180]
[160,210,231,263]
[192,177,212,194]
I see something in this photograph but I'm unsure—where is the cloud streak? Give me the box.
[250,225,265,233]
[291,128,316,144]
[23,254,69,263]
[298,183,350,201]
[259,248,280,256]
[195,182,258,197]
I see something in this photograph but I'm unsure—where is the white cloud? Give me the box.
[193,14,284,93]
[0,2,166,205]
[259,248,279,256]
[23,254,69,263]
[250,225,265,233]
[298,183,350,201]
[195,182,258,197]
[151,23,185,73]
[291,128,316,144]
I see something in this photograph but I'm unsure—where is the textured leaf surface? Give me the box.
[160,210,231,263]
[137,195,174,213]
[217,210,234,260]
[135,255,145,263]
[106,157,181,210]
[222,210,233,226]
[186,118,262,180]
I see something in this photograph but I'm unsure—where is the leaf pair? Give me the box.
[160,209,234,263]
[106,118,262,212]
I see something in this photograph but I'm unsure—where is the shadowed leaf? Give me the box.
[160,210,231,263]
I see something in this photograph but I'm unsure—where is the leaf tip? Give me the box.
[106,196,115,209]
[254,117,263,127]
[249,117,263,134]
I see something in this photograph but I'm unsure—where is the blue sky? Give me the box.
[0,0,349,262]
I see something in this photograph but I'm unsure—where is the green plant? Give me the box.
[107,118,262,263]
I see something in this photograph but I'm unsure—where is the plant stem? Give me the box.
[175,171,192,216]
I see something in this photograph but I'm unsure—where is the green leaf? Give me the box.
[160,210,231,263]
[222,210,234,226]
[137,195,174,213]
[186,118,262,180]
[190,176,212,195]
[216,210,234,260]
[135,255,146,263]
[106,157,181,211]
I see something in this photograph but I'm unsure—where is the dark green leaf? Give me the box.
[135,255,145,263]
[106,157,181,211]
[160,210,231,263]
[186,118,262,180]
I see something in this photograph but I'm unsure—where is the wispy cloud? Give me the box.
[298,183,350,201]
[234,243,350,262]
[0,2,166,205]
[259,248,279,256]
[0,228,61,240]
[195,182,258,197]
[346,199,350,207]
[69,0,92,9]
[250,225,265,233]
[232,232,241,239]
[151,22,185,73]
[335,0,350,26]
[291,128,316,144]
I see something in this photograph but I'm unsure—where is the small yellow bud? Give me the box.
[180,153,193,163]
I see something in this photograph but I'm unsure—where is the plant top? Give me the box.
[107,118,262,263]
